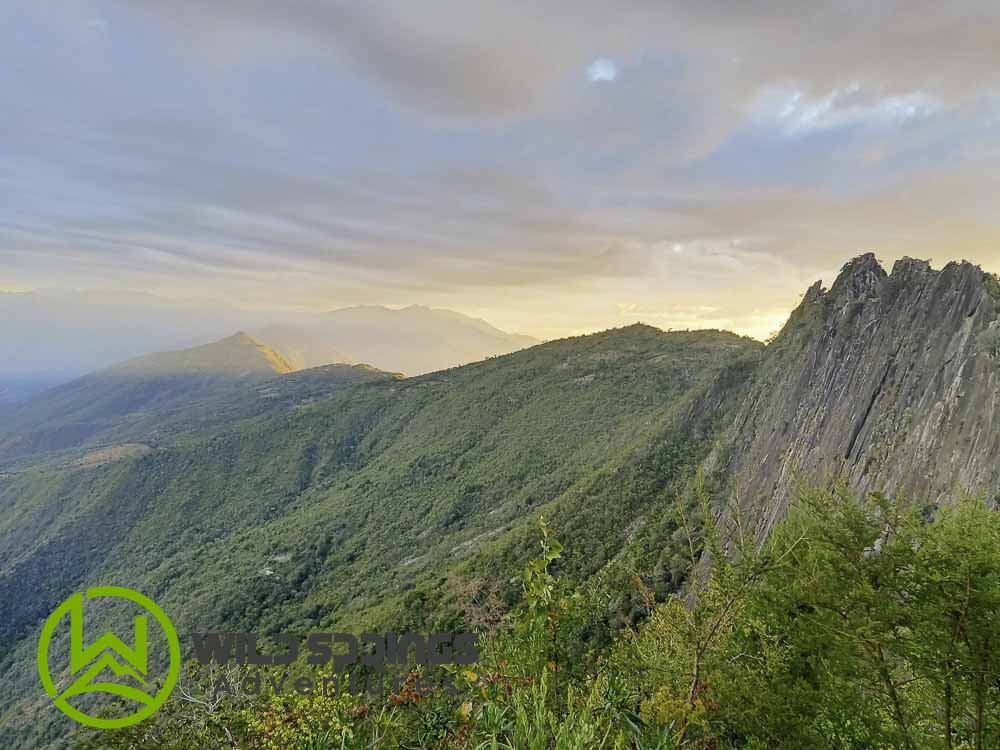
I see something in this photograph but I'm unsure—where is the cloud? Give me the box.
[110,1,1000,119]
[586,58,618,83]
[754,84,941,135]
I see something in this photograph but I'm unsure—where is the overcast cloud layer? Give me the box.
[4,2,1000,340]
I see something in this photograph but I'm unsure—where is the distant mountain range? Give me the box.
[254,304,538,375]
[0,333,398,469]
[0,305,537,466]
[0,290,537,391]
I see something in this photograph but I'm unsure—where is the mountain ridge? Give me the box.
[254,304,538,375]
[707,252,1000,541]
[107,331,295,377]
[0,290,537,382]
[0,334,396,469]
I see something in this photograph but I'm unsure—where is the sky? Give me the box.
[4,2,1000,341]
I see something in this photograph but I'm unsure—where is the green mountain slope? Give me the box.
[0,334,394,469]
[0,325,761,749]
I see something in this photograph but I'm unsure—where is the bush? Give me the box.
[77,490,1000,749]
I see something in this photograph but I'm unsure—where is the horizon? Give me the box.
[1,283,774,341]
[2,252,991,348]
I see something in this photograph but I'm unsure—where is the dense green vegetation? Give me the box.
[0,353,396,470]
[74,487,1000,750]
[0,326,761,749]
[8,321,1000,749]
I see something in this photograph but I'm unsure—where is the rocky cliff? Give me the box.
[710,253,1000,541]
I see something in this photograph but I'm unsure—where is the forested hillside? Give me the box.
[0,335,397,469]
[0,325,760,749]
[74,488,1000,750]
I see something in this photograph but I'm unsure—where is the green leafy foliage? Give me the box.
[71,495,1000,749]
[629,487,1000,749]
[0,326,760,748]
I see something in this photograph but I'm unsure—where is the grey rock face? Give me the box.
[714,253,1000,541]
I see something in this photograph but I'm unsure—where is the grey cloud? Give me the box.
[119,1,1000,119]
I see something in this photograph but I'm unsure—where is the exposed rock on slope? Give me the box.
[713,253,1000,540]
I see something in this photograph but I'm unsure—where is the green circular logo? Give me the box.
[37,586,181,729]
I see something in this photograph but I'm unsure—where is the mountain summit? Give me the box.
[710,253,1000,539]
[0,333,300,465]
[111,332,295,377]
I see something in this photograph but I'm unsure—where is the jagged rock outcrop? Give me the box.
[712,253,1000,541]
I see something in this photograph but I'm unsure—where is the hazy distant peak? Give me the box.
[328,304,535,337]
[109,332,295,377]
[228,331,297,373]
[227,330,264,347]
[260,304,539,375]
